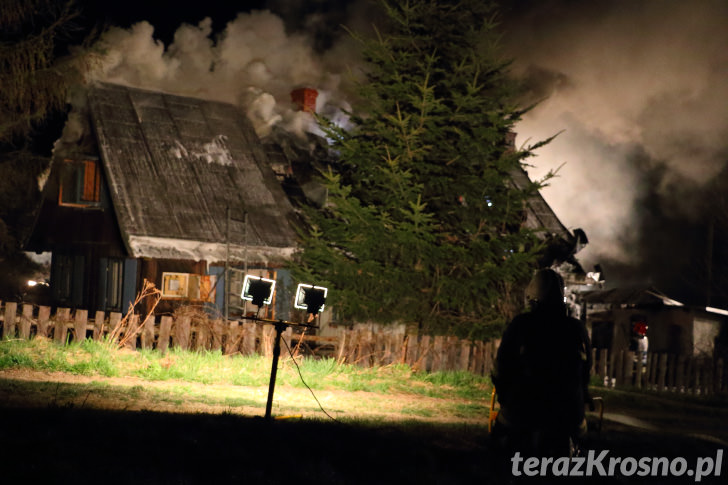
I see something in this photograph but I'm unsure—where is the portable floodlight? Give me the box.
[294,284,328,315]
[242,275,276,307]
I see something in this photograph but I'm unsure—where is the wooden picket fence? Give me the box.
[3,301,725,394]
[0,302,500,376]
[592,348,727,396]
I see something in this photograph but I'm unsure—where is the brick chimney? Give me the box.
[291,87,318,113]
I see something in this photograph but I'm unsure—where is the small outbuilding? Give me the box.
[582,287,726,357]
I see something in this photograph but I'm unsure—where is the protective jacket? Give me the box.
[492,302,591,436]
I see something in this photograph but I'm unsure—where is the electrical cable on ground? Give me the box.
[281,336,340,423]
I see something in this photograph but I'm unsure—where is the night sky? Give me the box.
[73,0,728,308]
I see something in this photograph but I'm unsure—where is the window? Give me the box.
[59,159,101,206]
[161,272,189,298]
[98,258,125,311]
[106,259,124,310]
[161,272,216,302]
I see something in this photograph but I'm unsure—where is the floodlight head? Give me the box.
[294,284,328,315]
[242,275,276,307]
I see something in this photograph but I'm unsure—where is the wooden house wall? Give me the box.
[139,258,207,315]
[26,158,131,313]
[25,165,126,256]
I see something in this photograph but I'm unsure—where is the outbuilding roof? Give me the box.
[581,287,685,307]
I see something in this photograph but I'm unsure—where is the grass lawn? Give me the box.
[1,338,726,484]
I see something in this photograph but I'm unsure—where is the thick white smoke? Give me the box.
[85,0,728,295]
[502,0,728,269]
[89,10,356,139]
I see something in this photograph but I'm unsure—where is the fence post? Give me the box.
[385,334,398,365]
[370,330,382,367]
[395,334,407,365]
[483,340,498,377]
[194,320,208,351]
[646,353,657,390]
[657,353,668,391]
[613,350,623,386]
[417,335,431,372]
[93,311,106,341]
[37,306,51,338]
[705,358,714,396]
[223,321,240,355]
[431,336,444,372]
[140,315,155,350]
[158,316,173,353]
[685,357,695,393]
[336,329,349,363]
[666,354,676,391]
[124,315,139,349]
[54,308,71,344]
[458,340,471,371]
[445,336,459,371]
[634,352,643,389]
[240,322,257,356]
[381,333,392,365]
[675,355,686,393]
[174,315,191,350]
[20,304,33,339]
[211,319,224,351]
[261,324,275,358]
[74,309,88,342]
[598,349,608,384]
[345,329,359,364]
[2,302,17,339]
[694,358,703,395]
[280,326,292,357]
[623,351,634,387]
[473,341,485,376]
[108,312,122,342]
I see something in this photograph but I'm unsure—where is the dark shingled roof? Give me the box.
[87,83,298,263]
[509,166,572,240]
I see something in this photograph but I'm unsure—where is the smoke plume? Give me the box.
[83,0,728,304]
[500,0,728,298]
[88,8,361,139]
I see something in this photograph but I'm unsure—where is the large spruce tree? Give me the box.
[292,0,551,338]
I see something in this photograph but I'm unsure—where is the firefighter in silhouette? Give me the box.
[491,269,592,457]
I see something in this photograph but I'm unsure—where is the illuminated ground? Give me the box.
[0,368,487,424]
[0,371,726,484]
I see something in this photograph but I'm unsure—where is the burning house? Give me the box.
[25,83,299,319]
[25,81,587,324]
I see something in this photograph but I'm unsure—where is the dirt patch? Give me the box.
[0,368,490,424]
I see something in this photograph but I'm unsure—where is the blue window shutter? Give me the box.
[121,259,138,313]
[208,266,226,313]
[98,257,109,311]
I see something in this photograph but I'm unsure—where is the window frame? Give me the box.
[161,272,216,302]
[58,158,102,207]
